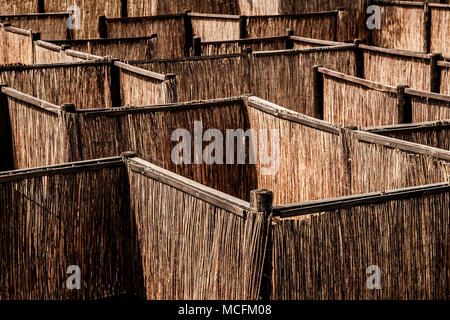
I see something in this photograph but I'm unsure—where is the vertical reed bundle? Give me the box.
[0,26,35,65]
[127,158,264,300]
[322,74,399,127]
[3,0,38,14]
[272,188,450,299]
[127,0,239,16]
[363,49,431,91]
[191,16,240,42]
[0,162,143,299]
[0,14,69,40]
[431,7,450,57]
[0,63,113,109]
[105,16,187,58]
[410,94,450,122]
[441,64,450,94]
[371,4,425,53]
[44,0,122,39]
[247,13,337,40]
[200,37,287,56]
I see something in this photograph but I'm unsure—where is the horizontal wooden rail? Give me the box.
[0,157,123,183]
[128,52,246,64]
[354,130,450,160]
[290,36,344,47]
[0,86,61,114]
[0,60,111,71]
[187,12,240,20]
[359,44,432,60]
[405,88,450,102]
[318,67,398,93]
[114,61,173,81]
[0,12,69,18]
[47,34,158,45]
[247,96,341,135]
[438,60,450,68]
[247,10,340,19]
[3,25,33,36]
[104,13,184,22]
[127,157,250,218]
[273,182,450,218]
[372,0,425,7]
[35,40,62,52]
[80,97,245,117]
[252,44,356,57]
[365,120,450,133]
[201,35,288,45]
[64,49,105,61]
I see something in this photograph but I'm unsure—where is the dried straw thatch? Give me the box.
[272,184,450,299]
[0,13,69,40]
[44,0,122,39]
[200,36,288,56]
[0,159,144,299]
[441,63,450,94]
[431,6,450,57]
[191,15,240,42]
[322,73,398,127]
[363,47,431,91]
[371,3,425,53]
[3,0,38,14]
[409,92,450,122]
[366,121,450,151]
[127,157,265,300]
[127,0,239,16]
[0,62,113,109]
[104,15,187,58]
[0,25,35,65]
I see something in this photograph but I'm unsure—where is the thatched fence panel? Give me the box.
[362,46,431,91]
[370,2,425,53]
[440,62,450,94]
[366,121,450,151]
[0,158,143,299]
[408,89,450,122]
[48,36,158,61]
[0,13,70,41]
[0,62,113,109]
[321,68,399,127]
[272,184,450,299]
[103,15,187,58]
[127,0,239,16]
[126,157,265,300]
[0,25,36,65]
[190,14,240,42]
[44,0,122,39]
[431,6,450,57]
[246,12,338,41]
[3,0,39,15]
[199,36,288,56]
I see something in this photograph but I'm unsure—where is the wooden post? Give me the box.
[61,103,76,113]
[98,16,107,38]
[250,189,273,301]
[354,39,365,79]
[423,2,431,54]
[0,84,14,171]
[285,28,294,50]
[192,36,202,56]
[313,65,324,120]
[31,32,41,64]
[121,0,128,18]
[239,15,247,39]
[38,0,45,13]
[430,53,442,93]
[183,10,193,57]
[121,151,137,160]
[396,85,412,124]
[110,59,122,108]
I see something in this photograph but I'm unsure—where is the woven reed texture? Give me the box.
[371,5,425,53]
[272,191,450,300]
[128,170,265,299]
[349,134,450,194]
[0,16,68,40]
[246,105,348,205]
[5,97,71,169]
[191,18,240,42]
[0,28,33,65]
[119,70,177,106]
[0,165,144,299]
[323,76,398,127]
[292,41,325,50]
[61,38,157,60]
[431,8,450,57]
[250,49,356,116]
[201,38,287,56]
[76,102,256,200]
[377,127,450,151]
[34,45,64,64]
[0,64,113,109]
[3,0,38,14]
[363,51,430,91]
[135,56,250,103]
[411,96,450,122]
[44,0,121,39]
[247,15,337,40]
[441,66,450,95]
[105,17,186,58]
[128,0,239,16]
